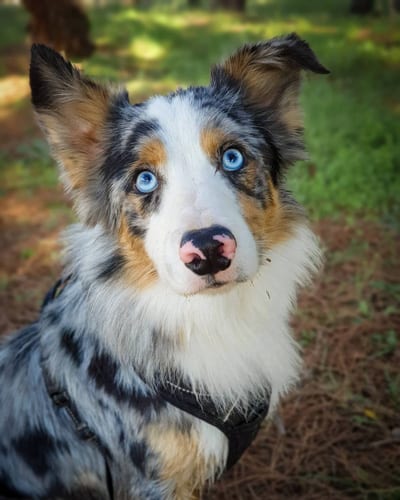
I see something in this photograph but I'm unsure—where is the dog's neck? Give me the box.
[41,222,319,411]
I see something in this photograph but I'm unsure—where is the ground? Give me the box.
[0,1,399,498]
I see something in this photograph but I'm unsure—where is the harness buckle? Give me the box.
[76,423,96,441]
[51,391,70,407]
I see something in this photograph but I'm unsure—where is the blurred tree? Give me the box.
[350,0,400,15]
[349,0,374,13]
[22,0,95,59]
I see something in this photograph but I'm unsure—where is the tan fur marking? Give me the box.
[200,128,226,160]
[118,217,158,290]
[280,88,303,131]
[36,69,113,191]
[146,425,210,500]
[220,46,304,132]
[239,179,301,250]
[139,138,167,168]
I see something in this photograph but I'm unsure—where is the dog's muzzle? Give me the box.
[179,225,236,276]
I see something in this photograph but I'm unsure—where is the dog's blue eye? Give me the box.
[136,171,158,193]
[222,148,244,171]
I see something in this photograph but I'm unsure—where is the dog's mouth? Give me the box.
[205,277,228,289]
[202,273,247,292]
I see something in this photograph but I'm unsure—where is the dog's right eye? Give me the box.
[135,170,158,194]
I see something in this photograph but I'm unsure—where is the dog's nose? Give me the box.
[179,225,236,276]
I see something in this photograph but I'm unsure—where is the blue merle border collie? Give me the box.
[0,35,328,499]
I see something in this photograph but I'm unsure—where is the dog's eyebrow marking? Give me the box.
[126,120,160,152]
[138,138,167,168]
[200,127,226,160]
[60,327,83,365]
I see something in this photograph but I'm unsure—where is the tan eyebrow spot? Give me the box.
[200,128,226,159]
[138,138,167,167]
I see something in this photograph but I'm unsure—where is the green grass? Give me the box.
[0,140,56,195]
[0,0,399,222]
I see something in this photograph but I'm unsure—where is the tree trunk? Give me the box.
[349,0,374,14]
[213,0,246,12]
[22,0,95,59]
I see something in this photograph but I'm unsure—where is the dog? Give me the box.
[0,34,328,499]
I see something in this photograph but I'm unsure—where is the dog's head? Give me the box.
[30,35,328,295]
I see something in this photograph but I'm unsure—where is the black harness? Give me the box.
[157,380,269,469]
[41,278,270,484]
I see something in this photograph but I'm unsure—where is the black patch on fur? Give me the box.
[88,351,118,395]
[255,123,283,185]
[60,327,83,365]
[88,352,164,413]
[126,210,146,237]
[13,429,57,477]
[30,44,75,110]
[0,473,26,498]
[139,190,161,214]
[101,144,136,183]
[127,120,160,148]
[8,324,40,364]
[97,253,126,281]
[130,441,147,475]
[45,308,62,326]
[46,481,108,500]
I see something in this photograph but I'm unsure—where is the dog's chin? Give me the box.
[171,273,250,296]
[179,280,234,297]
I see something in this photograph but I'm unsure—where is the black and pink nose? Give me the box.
[179,225,236,276]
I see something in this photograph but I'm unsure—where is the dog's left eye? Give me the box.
[135,170,158,193]
[222,148,244,172]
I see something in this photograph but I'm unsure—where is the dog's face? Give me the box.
[30,35,328,295]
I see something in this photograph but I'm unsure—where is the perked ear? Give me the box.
[30,44,126,225]
[211,33,329,163]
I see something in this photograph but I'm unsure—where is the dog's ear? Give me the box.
[211,33,329,132]
[211,34,329,172]
[30,44,127,225]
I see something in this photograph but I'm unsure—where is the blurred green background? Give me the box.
[0,0,399,224]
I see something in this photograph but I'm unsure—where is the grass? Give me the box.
[0,0,399,220]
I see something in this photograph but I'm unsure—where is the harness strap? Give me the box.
[41,360,114,500]
[157,381,269,469]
